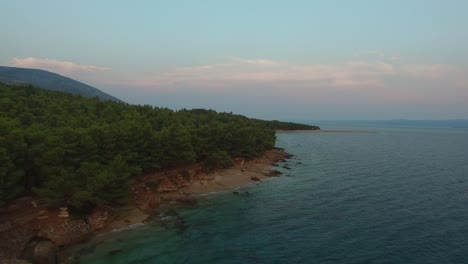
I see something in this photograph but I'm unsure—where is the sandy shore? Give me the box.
[187,152,284,195]
[96,206,149,234]
[99,148,289,233]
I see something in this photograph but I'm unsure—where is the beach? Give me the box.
[99,148,290,233]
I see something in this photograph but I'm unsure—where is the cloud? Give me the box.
[10,57,110,74]
[115,57,466,91]
[12,56,466,106]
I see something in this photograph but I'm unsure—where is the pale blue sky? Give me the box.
[2,0,468,120]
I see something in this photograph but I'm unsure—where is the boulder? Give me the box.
[22,239,58,264]
[37,220,91,246]
[267,170,282,177]
[86,206,114,231]
[33,240,58,264]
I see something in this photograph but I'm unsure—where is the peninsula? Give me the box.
[0,83,319,263]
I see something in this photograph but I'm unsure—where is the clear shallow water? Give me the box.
[77,124,468,264]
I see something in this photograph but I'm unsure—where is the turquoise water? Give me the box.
[77,123,468,264]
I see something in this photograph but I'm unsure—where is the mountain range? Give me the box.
[0,66,122,102]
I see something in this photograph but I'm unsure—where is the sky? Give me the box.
[1,0,468,120]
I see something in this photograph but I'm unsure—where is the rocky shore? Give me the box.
[0,148,291,264]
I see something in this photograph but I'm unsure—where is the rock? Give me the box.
[233,191,251,197]
[282,165,291,169]
[267,170,282,177]
[64,255,80,264]
[146,210,188,232]
[33,240,58,264]
[242,191,251,197]
[2,259,32,264]
[37,220,91,246]
[86,206,114,231]
[76,241,102,256]
[176,197,197,206]
[108,249,122,256]
[251,176,261,182]
[234,158,245,166]
[23,239,58,264]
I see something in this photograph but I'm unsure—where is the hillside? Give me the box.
[0,66,122,102]
[0,83,320,209]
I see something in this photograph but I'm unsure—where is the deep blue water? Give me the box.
[75,123,468,264]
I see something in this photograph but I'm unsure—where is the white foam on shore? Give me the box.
[193,176,281,197]
[106,223,146,234]
[194,189,233,197]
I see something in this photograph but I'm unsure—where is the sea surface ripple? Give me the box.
[76,124,468,264]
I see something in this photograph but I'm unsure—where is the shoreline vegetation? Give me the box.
[276,129,376,133]
[0,83,318,263]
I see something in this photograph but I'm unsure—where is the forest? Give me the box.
[0,83,319,209]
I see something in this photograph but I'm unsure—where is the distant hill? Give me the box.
[0,66,122,102]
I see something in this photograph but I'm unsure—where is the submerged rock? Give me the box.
[76,242,101,256]
[108,249,123,256]
[267,170,282,177]
[145,209,188,232]
[64,255,80,264]
[176,197,198,206]
[233,191,251,197]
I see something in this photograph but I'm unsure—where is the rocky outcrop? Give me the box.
[33,240,57,264]
[251,176,261,181]
[0,223,37,261]
[22,238,58,264]
[158,175,191,193]
[1,218,93,263]
[267,170,282,177]
[1,258,32,264]
[86,207,114,232]
[36,220,91,246]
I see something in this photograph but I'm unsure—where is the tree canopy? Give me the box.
[0,83,318,208]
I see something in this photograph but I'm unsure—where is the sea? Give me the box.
[71,121,468,264]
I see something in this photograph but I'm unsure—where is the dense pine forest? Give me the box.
[0,83,319,209]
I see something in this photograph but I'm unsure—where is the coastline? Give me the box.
[0,148,291,263]
[61,148,291,262]
[96,147,290,234]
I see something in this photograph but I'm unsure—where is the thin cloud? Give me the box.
[16,56,464,98]
[118,57,465,90]
[10,57,110,74]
